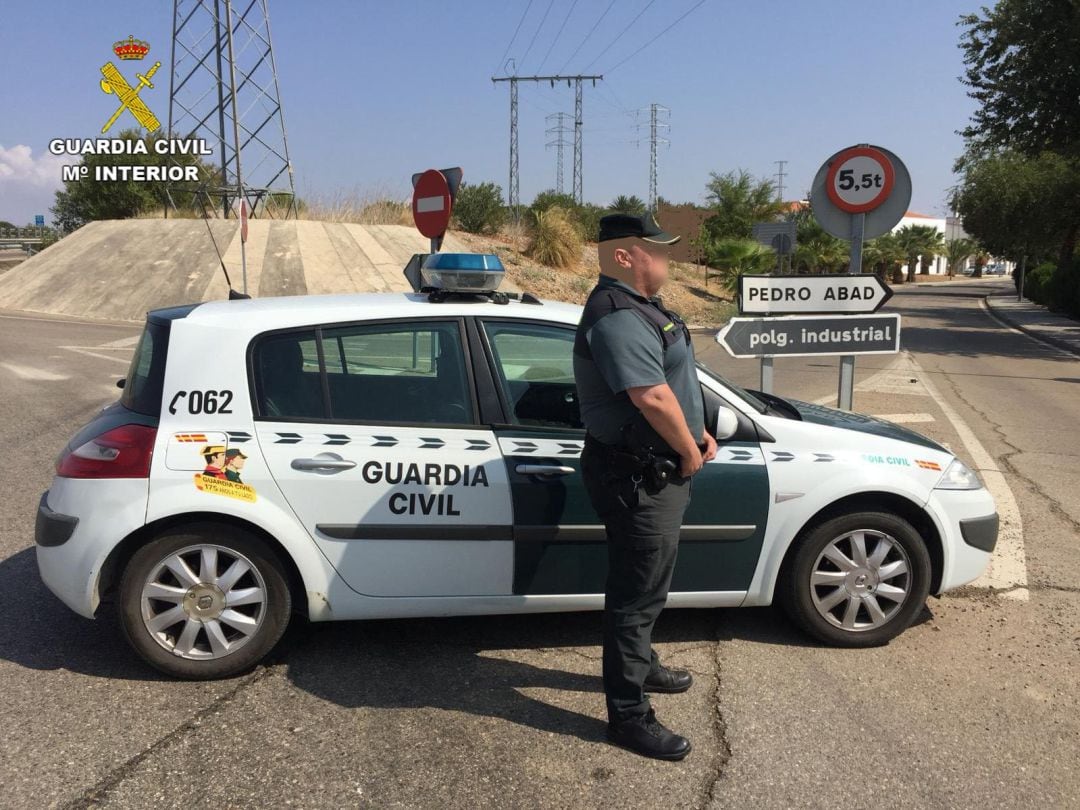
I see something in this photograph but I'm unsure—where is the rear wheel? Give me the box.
[778,511,931,647]
[118,525,292,679]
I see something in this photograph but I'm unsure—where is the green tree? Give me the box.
[702,170,787,241]
[951,149,1080,263]
[609,194,646,215]
[789,208,847,274]
[918,227,945,275]
[893,225,943,283]
[530,189,578,214]
[943,238,977,277]
[701,237,775,294]
[452,181,505,234]
[863,233,906,279]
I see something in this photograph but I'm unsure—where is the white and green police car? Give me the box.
[36,254,998,679]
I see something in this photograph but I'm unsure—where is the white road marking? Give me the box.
[905,351,1029,599]
[60,346,132,364]
[0,362,69,381]
[869,413,935,423]
[811,354,917,405]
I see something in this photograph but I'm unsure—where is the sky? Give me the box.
[0,0,979,226]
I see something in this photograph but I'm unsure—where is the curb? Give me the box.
[983,294,1080,359]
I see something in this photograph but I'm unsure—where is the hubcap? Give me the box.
[140,544,267,660]
[809,529,911,632]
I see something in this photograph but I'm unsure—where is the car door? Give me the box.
[475,317,770,597]
[253,318,514,597]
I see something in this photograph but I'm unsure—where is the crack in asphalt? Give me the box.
[60,666,274,809]
[939,366,1080,578]
[695,619,732,810]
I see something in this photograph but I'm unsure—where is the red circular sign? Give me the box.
[825,146,895,214]
[412,169,452,238]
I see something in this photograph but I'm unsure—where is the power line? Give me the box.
[558,0,617,73]
[493,0,535,76]
[603,0,708,74]
[583,0,656,72]
[518,0,556,73]
[536,0,581,75]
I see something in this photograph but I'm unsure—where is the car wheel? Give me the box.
[778,511,931,647]
[118,524,292,679]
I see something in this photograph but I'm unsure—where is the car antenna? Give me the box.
[201,210,251,300]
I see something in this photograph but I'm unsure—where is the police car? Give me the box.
[36,254,998,679]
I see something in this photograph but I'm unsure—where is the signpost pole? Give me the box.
[760,356,774,394]
[837,212,865,411]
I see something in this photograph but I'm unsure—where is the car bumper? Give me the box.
[35,478,149,618]
[925,486,998,593]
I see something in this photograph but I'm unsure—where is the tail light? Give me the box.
[56,424,157,479]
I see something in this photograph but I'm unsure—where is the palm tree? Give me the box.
[944,238,977,277]
[702,237,776,294]
[972,250,991,278]
[863,233,906,280]
[893,225,941,282]
[609,195,646,215]
[917,227,945,274]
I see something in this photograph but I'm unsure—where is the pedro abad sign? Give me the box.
[49,137,212,182]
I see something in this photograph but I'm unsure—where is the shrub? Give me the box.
[525,206,583,268]
[1047,259,1080,317]
[574,203,608,243]
[530,190,577,214]
[453,181,506,234]
[1022,262,1055,304]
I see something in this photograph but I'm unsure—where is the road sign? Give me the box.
[411,169,453,239]
[751,222,796,255]
[716,314,901,359]
[34,215,44,227]
[738,273,893,316]
[810,145,911,240]
[825,146,895,214]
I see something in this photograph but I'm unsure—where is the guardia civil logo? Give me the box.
[99,35,161,134]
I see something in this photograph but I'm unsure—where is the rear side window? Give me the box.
[250,321,472,424]
[121,320,170,416]
[252,330,326,419]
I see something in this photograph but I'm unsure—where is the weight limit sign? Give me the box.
[825,146,896,214]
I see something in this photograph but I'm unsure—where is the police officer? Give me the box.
[574,212,717,760]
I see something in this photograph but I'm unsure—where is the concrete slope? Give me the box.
[0,219,477,322]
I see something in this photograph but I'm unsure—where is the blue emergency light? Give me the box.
[421,253,505,293]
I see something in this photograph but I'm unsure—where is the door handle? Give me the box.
[515,464,575,476]
[292,456,357,472]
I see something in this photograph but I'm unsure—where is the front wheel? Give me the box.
[118,525,292,679]
[778,512,931,647]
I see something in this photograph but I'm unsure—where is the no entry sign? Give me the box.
[825,146,895,214]
[412,169,452,239]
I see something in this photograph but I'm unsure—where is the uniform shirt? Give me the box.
[574,275,705,446]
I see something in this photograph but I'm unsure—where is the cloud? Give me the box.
[0,144,66,225]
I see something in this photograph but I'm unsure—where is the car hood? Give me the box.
[785,399,948,452]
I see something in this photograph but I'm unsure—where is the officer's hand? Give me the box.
[701,432,718,463]
[680,451,704,478]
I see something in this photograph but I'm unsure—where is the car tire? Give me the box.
[118,524,292,679]
[777,511,931,647]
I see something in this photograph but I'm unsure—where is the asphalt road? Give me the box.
[0,279,1077,809]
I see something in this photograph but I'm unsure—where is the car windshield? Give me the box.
[696,362,768,414]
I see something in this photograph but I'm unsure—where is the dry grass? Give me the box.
[525,207,583,268]
[454,231,734,326]
[303,189,413,225]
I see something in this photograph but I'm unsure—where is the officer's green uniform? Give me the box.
[573,216,704,728]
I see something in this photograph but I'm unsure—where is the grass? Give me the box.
[525,207,582,269]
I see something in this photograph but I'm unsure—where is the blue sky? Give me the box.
[1,0,978,225]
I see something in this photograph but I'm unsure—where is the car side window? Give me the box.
[482,321,583,429]
[253,330,326,419]
[319,321,473,424]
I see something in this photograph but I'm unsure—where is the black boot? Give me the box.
[644,665,693,694]
[607,709,692,761]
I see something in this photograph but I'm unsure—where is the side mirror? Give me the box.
[714,406,739,441]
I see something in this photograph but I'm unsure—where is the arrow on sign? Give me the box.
[738,273,893,316]
[716,314,901,359]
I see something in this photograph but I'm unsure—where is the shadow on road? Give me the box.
[0,547,173,681]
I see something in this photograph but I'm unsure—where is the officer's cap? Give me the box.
[199,445,226,456]
[598,212,680,245]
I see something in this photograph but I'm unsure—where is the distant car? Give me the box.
[35,254,999,679]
